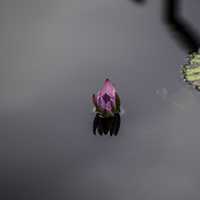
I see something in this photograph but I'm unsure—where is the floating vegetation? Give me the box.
[182,51,200,91]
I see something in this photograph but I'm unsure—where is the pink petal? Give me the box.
[96,79,117,112]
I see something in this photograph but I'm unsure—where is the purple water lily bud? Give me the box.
[92,79,120,117]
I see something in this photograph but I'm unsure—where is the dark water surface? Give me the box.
[0,0,200,199]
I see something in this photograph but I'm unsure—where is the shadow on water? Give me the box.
[93,114,121,136]
[132,0,200,53]
[0,165,58,200]
[131,0,146,4]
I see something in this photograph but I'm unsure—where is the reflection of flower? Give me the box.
[93,113,120,136]
[92,79,120,118]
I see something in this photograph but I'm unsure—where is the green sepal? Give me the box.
[96,111,113,118]
[115,93,121,113]
[92,94,97,107]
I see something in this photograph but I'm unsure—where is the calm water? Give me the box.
[0,0,200,199]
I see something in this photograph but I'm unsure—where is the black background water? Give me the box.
[0,0,200,199]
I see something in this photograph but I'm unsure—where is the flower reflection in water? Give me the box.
[93,113,121,136]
